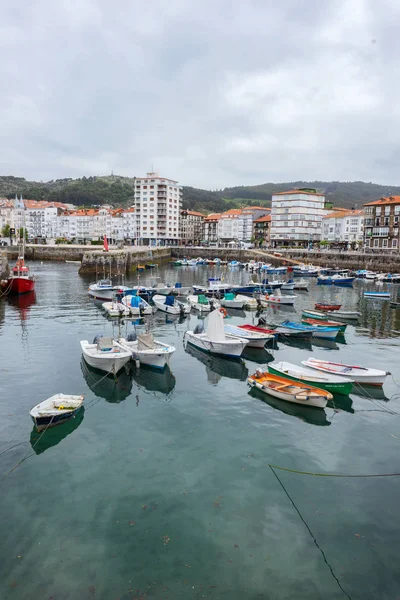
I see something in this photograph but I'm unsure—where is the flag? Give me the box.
[103,235,109,252]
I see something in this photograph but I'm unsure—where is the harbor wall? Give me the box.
[171,247,400,271]
[0,252,9,279]
[79,247,171,275]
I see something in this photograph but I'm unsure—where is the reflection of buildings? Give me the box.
[185,343,248,384]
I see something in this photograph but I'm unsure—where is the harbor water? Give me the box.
[1,262,400,599]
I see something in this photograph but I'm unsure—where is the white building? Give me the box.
[180,210,205,244]
[217,207,269,244]
[56,207,136,243]
[270,189,326,246]
[134,172,182,245]
[322,209,364,245]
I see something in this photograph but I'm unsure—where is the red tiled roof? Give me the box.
[204,213,221,221]
[186,210,205,218]
[364,196,400,206]
[254,215,271,223]
[323,209,363,219]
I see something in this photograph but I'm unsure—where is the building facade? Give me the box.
[217,207,269,244]
[180,210,205,244]
[322,209,364,245]
[253,214,271,247]
[134,172,182,245]
[270,189,326,246]
[364,196,400,250]
[203,213,221,244]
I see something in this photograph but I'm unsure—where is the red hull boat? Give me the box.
[314,303,341,311]
[2,257,35,295]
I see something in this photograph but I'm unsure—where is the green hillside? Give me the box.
[0,175,398,212]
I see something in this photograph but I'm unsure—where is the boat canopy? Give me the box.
[224,293,235,300]
[206,309,226,342]
[165,295,175,306]
[198,295,209,304]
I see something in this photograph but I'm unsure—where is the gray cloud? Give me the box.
[0,0,398,188]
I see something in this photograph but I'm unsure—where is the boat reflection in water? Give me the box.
[132,365,176,395]
[241,346,275,365]
[350,384,390,402]
[248,387,331,427]
[278,336,313,351]
[81,359,133,403]
[30,408,85,455]
[185,343,248,384]
[328,394,354,414]
[7,290,36,316]
[311,338,340,351]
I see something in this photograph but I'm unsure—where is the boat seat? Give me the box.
[97,337,114,351]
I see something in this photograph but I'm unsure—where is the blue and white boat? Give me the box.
[364,291,391,299]
[280,320,340,340]
[223,324,275,348]
[228,260,242,267]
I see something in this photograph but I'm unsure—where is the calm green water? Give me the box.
[1,263,400,600]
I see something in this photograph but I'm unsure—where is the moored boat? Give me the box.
[184,309,248,358]
[88,279,130,301]
[315,303,341,311]
[280,320,340,340]
[224,324,275,348]
[30,394,85,432]
[302,317,347,332]
[188,294,220,312]
[153,294,191,315]
[220,292,246,309]
[257,293,296,306]
[102,300,131,317]
[268,361,353,396]
[364,291,391,299]
[80,336,132,374]
[302,357,389,386]
[247,370,332,408]
[120,332,175,369]
[121,294,153,315]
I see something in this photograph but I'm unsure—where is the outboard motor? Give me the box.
[194,323,204,334]
[93,333,104,344]
[258,317,267,326]
[209,299,215,311]
[179,302,185,316]
[139,304,145,317]
[126,331,137,342]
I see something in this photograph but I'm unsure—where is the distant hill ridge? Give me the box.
[0,175,398,213]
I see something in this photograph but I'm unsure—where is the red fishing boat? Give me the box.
[314,302,341,311]
[1,195,35,295]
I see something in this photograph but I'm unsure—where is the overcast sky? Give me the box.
[0,0,398,189]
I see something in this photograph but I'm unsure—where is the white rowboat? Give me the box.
[302,357,389,386]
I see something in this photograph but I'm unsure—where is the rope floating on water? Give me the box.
[268,463,400,478]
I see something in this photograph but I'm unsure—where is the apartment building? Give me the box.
[217,207,270,244]
[270,189,326,246]
[57,207,137,243]
[134,172,182,245]
[253,214,271,247]
[180,210,205,244]
[322,209,364,245]
[364,196,400,249]
[203,213,221,243]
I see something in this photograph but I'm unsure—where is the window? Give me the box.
[395,206,400,215]
[383,239,388,247]
[373,238,379,247]
[393,239,398,248]
[376,207,381,215]
[385,206,391,215]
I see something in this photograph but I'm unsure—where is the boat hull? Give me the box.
[185,332,247,358]
[268,365,353,396]
[5,276,35,295]
[81,341,131,374]
[247,375,329,408]
[302,359,387,386]
[31,407,82,432]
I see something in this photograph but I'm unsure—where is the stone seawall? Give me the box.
[171,247,400,271]
[0,252,9,279]
[79,247,171,275]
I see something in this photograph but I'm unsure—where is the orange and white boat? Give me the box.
[248,370,332,408]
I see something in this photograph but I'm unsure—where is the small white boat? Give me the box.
[171,282,192,296]
[364,291,391,299]
[153,294,191,315]
[220,292,246,309]
[80,337,132,374]
[224,324,274,348]
[280,280,295,291]
[188,294,220,313]
[30,394,84,432]
[239,295,259,310]
[325,310,361,320]
[184,309,248,358]
[102,300,130,317]
[148,278,173,296]
[302,357,389,386]
[120,333,175,369]
[65,260,81,265]
[258,293,296,306]
[248,370,331,408]
[268,361,353,395]
[293,279,309,291]
[121,294,153,315]
[88,279,129,301]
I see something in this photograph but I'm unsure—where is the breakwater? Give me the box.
[79,247,171,275]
